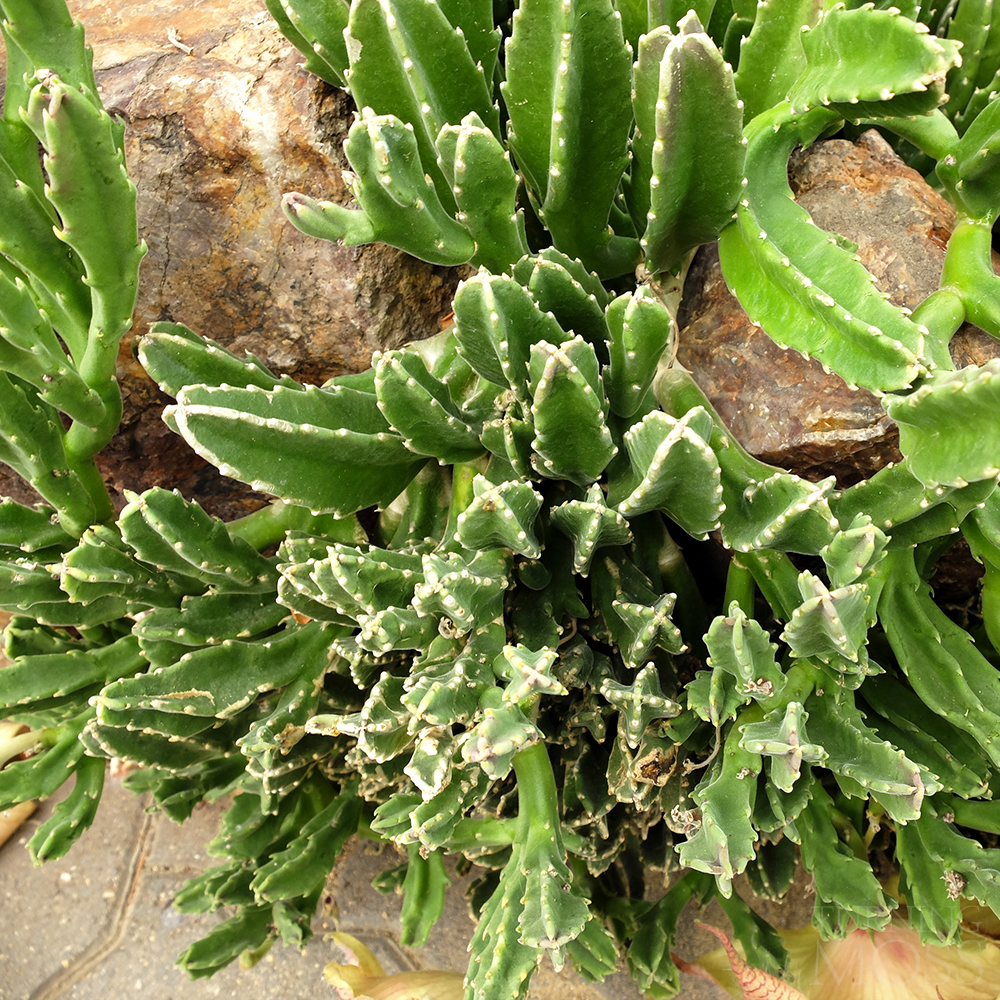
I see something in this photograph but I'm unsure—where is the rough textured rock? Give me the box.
[677,129,1000,485]
[0,0,459,518]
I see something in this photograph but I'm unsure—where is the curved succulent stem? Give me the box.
[731,549,802,621]
[465,736,593,999]
[721,101,927,393]
[941,217,1000,338]
[61,375,123,529]
[767,660,819,714]
[863,109,959,161]
[910,288,966,366]
[449,816,516,852]
[226,500,361,552]
[653,367,769,479]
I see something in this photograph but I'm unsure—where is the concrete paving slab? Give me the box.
[0,778,150,1000]
[0,773,728,1000]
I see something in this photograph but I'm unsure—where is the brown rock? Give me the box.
[0,1,458,518]
[677,129,1000,486]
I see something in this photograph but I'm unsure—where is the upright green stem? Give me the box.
[761,658,819,715]
[722,557,756,617]
[735,548,801,621]
[440,460,484,549]
[511,740,561,842]
[449,462,480,517]
[62,430,116,527]
[657,520,709,654]
[58,294,134,531]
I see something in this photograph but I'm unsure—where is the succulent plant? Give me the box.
[4,0,1000,997]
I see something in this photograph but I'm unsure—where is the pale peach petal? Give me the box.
[789,924,1000,1000]
[687,921,1000,1000]
[325,932,386,999]
[678,924,1000,1000]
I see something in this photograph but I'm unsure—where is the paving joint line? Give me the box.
[27,800,155,1000]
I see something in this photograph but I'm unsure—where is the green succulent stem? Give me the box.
[76,310,132,409]
[910,289,965,363]
[43,381,123,534]
[227,500,356,551]
[735,701,766,730]
[830,807,868,862]
[940,217,1000,337]
[450,817,517,851]
[731,549,801,621]
[761,659,818,716]
[648,255,694,332]
[981,562,1000,656]
[511,740,561,839]
[60,444,115,531]
[722,558,756,617]
[450,463,481,515]
[864,110,959,161]
[936,795,1000,835]
[239,937,275,970]
[653,367,776,482]
[443,460,485,544]
[656,522,709,649]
